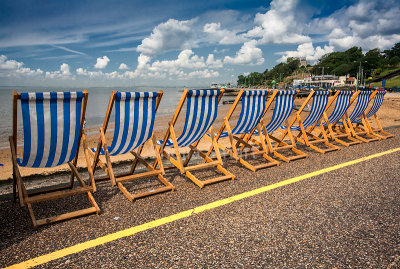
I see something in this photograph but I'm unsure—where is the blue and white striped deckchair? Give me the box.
[209,89,279,171]
[319,90,362,146]
[157,89,234,188]
[336,89,380,142]
[282,90,340,154]
[89,91,174,202]
[353,89,394,139]
[250,90,308,162]
[10,90,99,228]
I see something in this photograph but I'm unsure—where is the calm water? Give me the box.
[0,86,200,148]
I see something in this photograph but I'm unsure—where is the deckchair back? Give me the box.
[108,92,157,156]
[347,90,372,122]
[301,90,330,128]
[366,90,385,118]
[265,90,297,133]
[232,90,269,135]
[326,90,353,124]
[176,89,221,147]
[17,92,84,168]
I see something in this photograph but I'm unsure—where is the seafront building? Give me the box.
[293,75,358,88]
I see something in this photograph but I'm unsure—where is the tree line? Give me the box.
[237,43,400,87]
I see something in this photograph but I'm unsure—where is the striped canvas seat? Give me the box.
[209,89,280,171]
[11,90,100,228]
[288,90,330,131]
[281,90,339,154]
[337,90,371,125]
[249,89,307,162]
[92,92,157,156]
[89,90,174,202]
[158,89,220,147]
[266,90,297,133]
[253,90,297,135]
[322,90,353,126]
[218,90,269,138]
[18,92,84,168]
[157,88,234,188]
[353,90,385,123]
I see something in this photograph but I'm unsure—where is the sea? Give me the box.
[0,86,205,149]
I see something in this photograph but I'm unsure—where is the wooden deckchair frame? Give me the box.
[89,91,174,202]
[207,89,279,172]
[282,90,340,154]
[350,90,393,140]
[157,89,234,188]
[247,90,308,162]
[340,90,381,143]
[10,90,99,229]
[319,90,362,147]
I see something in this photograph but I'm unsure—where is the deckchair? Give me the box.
[89,91,174,202]
[282,90,340,154]
[336,89,380,143]
[318,90,362,147]
[208,89,279,171]
[250,90,308,162]
[352,89,394,139]
[10,90,99,229]
[157,89,234,188]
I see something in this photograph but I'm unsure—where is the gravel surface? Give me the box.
[1,127,400,268]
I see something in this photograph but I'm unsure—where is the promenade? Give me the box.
[1,127,399,268]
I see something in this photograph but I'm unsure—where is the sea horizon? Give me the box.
[0,85,210,150]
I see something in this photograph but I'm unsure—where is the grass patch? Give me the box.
[371,75,400,88]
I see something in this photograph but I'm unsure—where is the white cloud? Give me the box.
[0,55,24,70]
[224,40,264,65]
[94,56,110,69]
[188,69,219,78]
[45,63,73,79]
[119,63,128,70]
[137,19,197,56]
[151,50,206,70]
[309,0,400,51]
[203,22,248,45]
[0,55,43,78]
[206,54,223,68]
[277,42,334,63]
[129,50,223,80]
[245,0,311,44]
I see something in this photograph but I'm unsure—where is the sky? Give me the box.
[0,0,399,87]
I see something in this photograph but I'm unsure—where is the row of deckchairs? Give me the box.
[10,88,393,228]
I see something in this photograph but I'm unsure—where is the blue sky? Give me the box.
[0,0,399,87]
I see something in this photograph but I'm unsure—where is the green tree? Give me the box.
[389,56,400,66]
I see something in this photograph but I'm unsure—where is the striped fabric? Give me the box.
[265,90,297,133]
[347,90,372,122]
[336,90,371,125]
[322,90,353,126]
[18,92,83,168]
[218,90,268,138]
[289,90,330,131]
[159,89,221,147]
[93,92,157,156]
[354,90,385,123]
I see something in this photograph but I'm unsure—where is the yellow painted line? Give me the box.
[6,147,400,269]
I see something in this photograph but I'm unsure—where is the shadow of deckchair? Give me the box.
[89,91,174,202]
[157,89,235,188]
[10,90,99,229]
